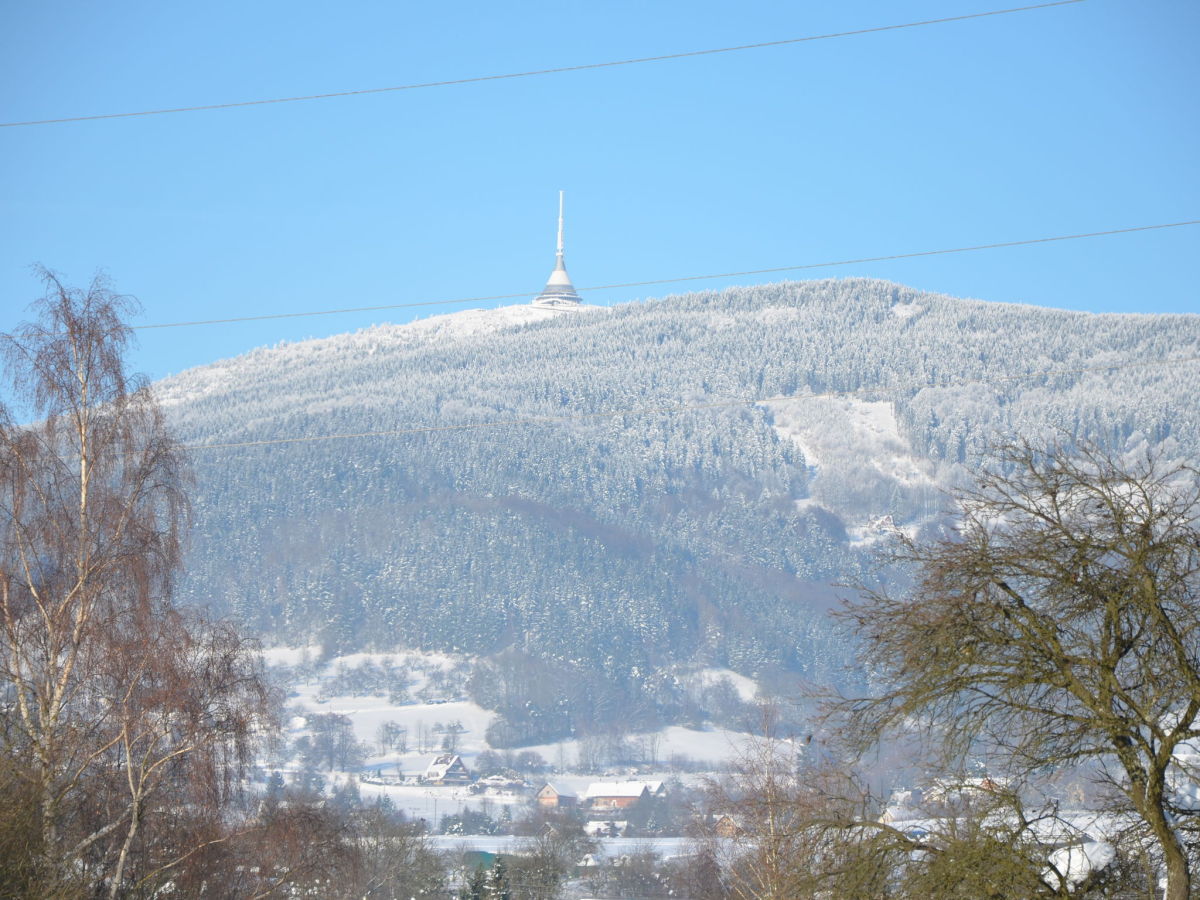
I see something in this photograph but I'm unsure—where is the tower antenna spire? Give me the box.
[533,190,581,308]
[557,190,565,259]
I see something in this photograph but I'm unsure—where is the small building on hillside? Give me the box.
[423,754,471,785]
[712,814,745,838]
[642,780,667,800]
[536,783,578,809]
[879,788,925,825]
[584,780,665,812]
[921,776,1005,810]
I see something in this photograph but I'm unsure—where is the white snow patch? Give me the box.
[765,396,939,530]
[768,397,933,487]
[891,302,925,320]
[293,690,495,752]
[692,668,759,703]
[847,515,916,547]
[260,645,322,667]
[276,649,493,766]
[356,781,522,824]
[265,647,463,676]
[518,725,762,770]
[1046,841,1116,890]
[753,306,804,326]
[325,649,459,673]
[656,725,761,762]
[707,312,738,330]
[1169,739,1200,810]
[376,303,581,347]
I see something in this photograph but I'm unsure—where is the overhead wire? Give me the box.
[180,352,1200,453]
[136,219,1200,331]
[2,0,1173,458]
[1,1,1085,128]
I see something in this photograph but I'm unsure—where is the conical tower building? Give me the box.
[533,191,582,308]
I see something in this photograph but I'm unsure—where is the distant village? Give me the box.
[359,752,685,838]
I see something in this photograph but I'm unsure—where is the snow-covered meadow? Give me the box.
[266,648,765,823]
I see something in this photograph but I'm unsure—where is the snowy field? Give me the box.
[267,648,764,823]
[274,649,761,769]
[354,780,523,825]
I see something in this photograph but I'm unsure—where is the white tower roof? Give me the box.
[534,191,582,308]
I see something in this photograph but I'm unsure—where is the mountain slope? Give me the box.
[158,278,1200,740]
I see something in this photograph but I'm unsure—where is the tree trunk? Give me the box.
[109,793,141,900]
[1152,815,1190,900]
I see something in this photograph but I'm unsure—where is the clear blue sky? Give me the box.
[2,1,1197,381]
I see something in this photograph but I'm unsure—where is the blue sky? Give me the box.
[2,0,1197,381]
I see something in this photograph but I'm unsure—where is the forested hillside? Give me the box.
[158,278,1200,742]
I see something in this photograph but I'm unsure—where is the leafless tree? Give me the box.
[507,811,595,900]
[704,719,907,900]
[346,806,446,899]
[844,443,1200,900]
[708,731,1107,899]
[0,269,272,896]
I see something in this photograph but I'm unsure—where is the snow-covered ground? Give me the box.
[513,726,761,772]
[691,668,759,703]
[277,649,762,770]
[279,650,496,770]
[767,397,935,491]
[763,395,940,542]
[266,649,788,834]
[294,687,496,761]
[354,780,525,825]
[261,645,322,667]
[157,304,606,406]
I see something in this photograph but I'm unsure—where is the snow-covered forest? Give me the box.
[158,278,1200,742]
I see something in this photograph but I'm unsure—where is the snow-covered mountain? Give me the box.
[158,278,1200,743]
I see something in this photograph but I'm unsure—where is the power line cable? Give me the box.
[1,1,1085,128]
[180,352,1200,453]
[137,219,1199,331]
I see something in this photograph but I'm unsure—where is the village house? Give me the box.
[536,783,578,809]
[879,788,925,825]
[583,780,666,813]
[423,753,472,785]
[712,814,744,838]
[920,776,1006,810]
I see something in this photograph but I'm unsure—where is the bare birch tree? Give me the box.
[0,269,271,896]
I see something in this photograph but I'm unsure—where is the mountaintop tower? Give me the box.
[533,191,582,308]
